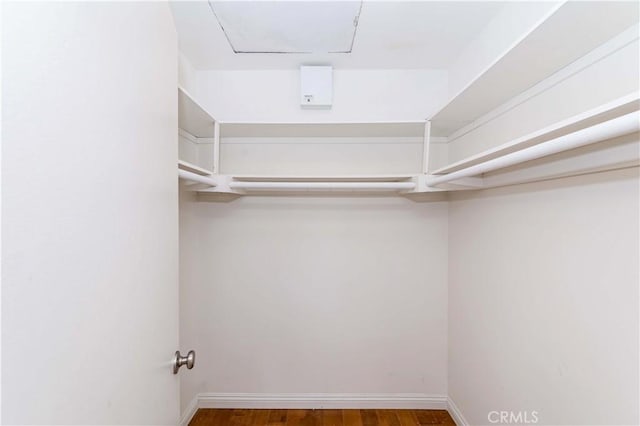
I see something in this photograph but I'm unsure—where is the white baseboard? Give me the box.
[180,393,447,426]
[199,392,447,409]
[180,392,450,426]
[179,396,199,426]
[447,396,469,426]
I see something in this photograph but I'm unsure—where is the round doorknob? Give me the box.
[172,350,195,374]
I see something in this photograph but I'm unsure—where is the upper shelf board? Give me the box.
[431,92,640,175]
[429,1,640,138]
[178,86,216,138]
[219,121,426,138]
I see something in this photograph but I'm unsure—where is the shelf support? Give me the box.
[213,121,220,175]
[422,120,432,174]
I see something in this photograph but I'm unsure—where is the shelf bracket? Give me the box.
[213,121,220,175]
[422,120,432,174]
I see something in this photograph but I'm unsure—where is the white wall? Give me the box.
[195,69,447,122]
[179,131,215,172]
[178,60,451,418]
[2,3,179,424]
[220,136,424,176]
[179,195,449,411]
[448,167,639,426]
[179,53,198,93]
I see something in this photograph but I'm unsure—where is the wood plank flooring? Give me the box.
[189,409,456,426]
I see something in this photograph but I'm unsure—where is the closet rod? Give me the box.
[426,111,640,187]
[229,181,416,191]
[178,169,217,187]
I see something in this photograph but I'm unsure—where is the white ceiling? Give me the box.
[209,1,362,53]
[170,1,508,70]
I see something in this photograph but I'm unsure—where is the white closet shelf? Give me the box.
[428,2,639,138]
[178,86,217,138]
[178,160,213,176]
[426,95,640,188]
[219,121,426,138]
[431,93,640,176]
[185,174,446,197]
[188,171,446,201]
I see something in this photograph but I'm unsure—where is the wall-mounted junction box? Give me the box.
[300,65,333,108]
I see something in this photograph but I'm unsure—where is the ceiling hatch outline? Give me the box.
[207,1,363,54]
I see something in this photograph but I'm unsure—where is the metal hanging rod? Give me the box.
[426,111,640,187]
[229,181,416,191]
[178,169,217,187]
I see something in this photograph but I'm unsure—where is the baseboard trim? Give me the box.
[180,393,450,425]
[179,396,199,426]
[447,396,469,426]
[199,392,447,409]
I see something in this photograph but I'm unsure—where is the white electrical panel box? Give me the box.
[300,65,333,108]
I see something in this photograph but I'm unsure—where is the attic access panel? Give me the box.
[208,1,362,53]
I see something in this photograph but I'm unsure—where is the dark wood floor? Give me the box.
[189,409,456,426]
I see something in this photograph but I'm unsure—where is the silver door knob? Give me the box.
[172,350,195,374]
